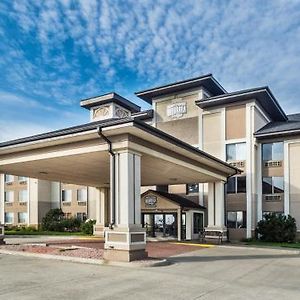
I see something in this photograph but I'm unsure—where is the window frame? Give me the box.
[186,183,199,195]
[61,189,72,202]
[4,174,14,183]
[4,191,14,203]
[77,188,88,202]
[262,176,284,195]
[18,212,28,224]
[226,176,246,194]
[4,212,14,224]
[227,211,246,229]
[18,190,28,203]
[262,142,283,161]
[226,142,246,161]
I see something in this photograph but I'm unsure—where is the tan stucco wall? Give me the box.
[226,193,247,211]
[225,105,246,140]
[141,191,179,211]
[289,143,300,227]
[202,112,223,159]
[154,89,200,145]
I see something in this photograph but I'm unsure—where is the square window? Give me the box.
[186,183,199,194]
[5,212,13,224]
[237,176,246,193]
[18,212,27,223]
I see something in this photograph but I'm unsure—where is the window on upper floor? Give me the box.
[227,211,246,229]
[18,176,27,182]
[18,190,28,202]
[61,189,72,202]
[226,143,246,161]
[186,183,199,195]
[262,142,283,161]
[226,176,246,194]
[262,177,284,194]
[77,188,87,202]
[4,174,14,183]
[4,191,14,202]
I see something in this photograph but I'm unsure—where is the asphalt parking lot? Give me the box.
[1,246,300,300]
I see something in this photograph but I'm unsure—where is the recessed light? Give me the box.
[39,171,48,175]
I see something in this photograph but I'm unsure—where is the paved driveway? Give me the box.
[0,246,300,299]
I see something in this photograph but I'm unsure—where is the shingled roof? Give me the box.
[142,189,206,210]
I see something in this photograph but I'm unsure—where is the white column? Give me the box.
[284,141,290,215]
[104,149,147,262]
[206,181,227,241]
[257,143,263,222]
[94,187,109,237]
[177,208,182,241]
[214,181,225,227]
[246,104,253,239]
[207,182,215,227]
[0,174,4,224]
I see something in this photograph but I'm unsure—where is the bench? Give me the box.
[199,228,227,244]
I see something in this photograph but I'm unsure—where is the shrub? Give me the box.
[256,213,296,243]
[61,217,82,232]
[80,219,96,235]
[41,209,65,231]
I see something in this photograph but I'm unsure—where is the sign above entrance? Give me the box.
[144,195,158,207]
[166,102,187,119]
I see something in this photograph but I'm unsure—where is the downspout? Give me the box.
[97,127,115,228]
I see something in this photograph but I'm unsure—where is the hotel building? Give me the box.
[1,74,300,247]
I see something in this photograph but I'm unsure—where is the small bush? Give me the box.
[256,213,296,243]
[61,217,82,232]
[41,209,65,231]
[80,219,96,235]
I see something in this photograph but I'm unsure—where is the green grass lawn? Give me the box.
[245,240,300,249]
[4,230,88,236]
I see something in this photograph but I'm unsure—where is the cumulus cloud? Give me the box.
[0,0,300,140]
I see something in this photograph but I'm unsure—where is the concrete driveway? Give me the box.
[0,246,300,300]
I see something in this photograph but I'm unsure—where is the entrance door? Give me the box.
[142,213,177,238]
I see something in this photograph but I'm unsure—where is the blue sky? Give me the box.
[0,0,300,141]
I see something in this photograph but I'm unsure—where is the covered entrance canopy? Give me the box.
[0,118,238,261]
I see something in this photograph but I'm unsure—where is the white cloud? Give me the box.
[0,0,300,114]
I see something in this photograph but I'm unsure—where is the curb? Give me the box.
[217,244,300,254]
[0,249,169,268]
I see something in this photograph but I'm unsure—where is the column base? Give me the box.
[104,226,147,261]
[204,226,227,243]
[93,224,105,237]
[103,249,148,262]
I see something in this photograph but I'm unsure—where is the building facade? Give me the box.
[0,175,99,227]
[1,75,300,242]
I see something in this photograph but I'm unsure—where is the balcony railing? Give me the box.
[264,160,282,168]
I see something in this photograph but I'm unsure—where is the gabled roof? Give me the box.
[135,74,226,103]
[142,189,206,210]
[80,92,140,113]
[196,86,287,122]
[255,113,300,139]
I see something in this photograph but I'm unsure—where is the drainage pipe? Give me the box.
[97,127,115,228]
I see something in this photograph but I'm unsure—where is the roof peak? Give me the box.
[135,74,226,103]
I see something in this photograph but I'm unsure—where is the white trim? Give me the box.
[225,138,247,144]
[221,108,226,161]
[284,141,290,215]
[256,144,263,222]
[0,174,4,224]
[246,103,253,238]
